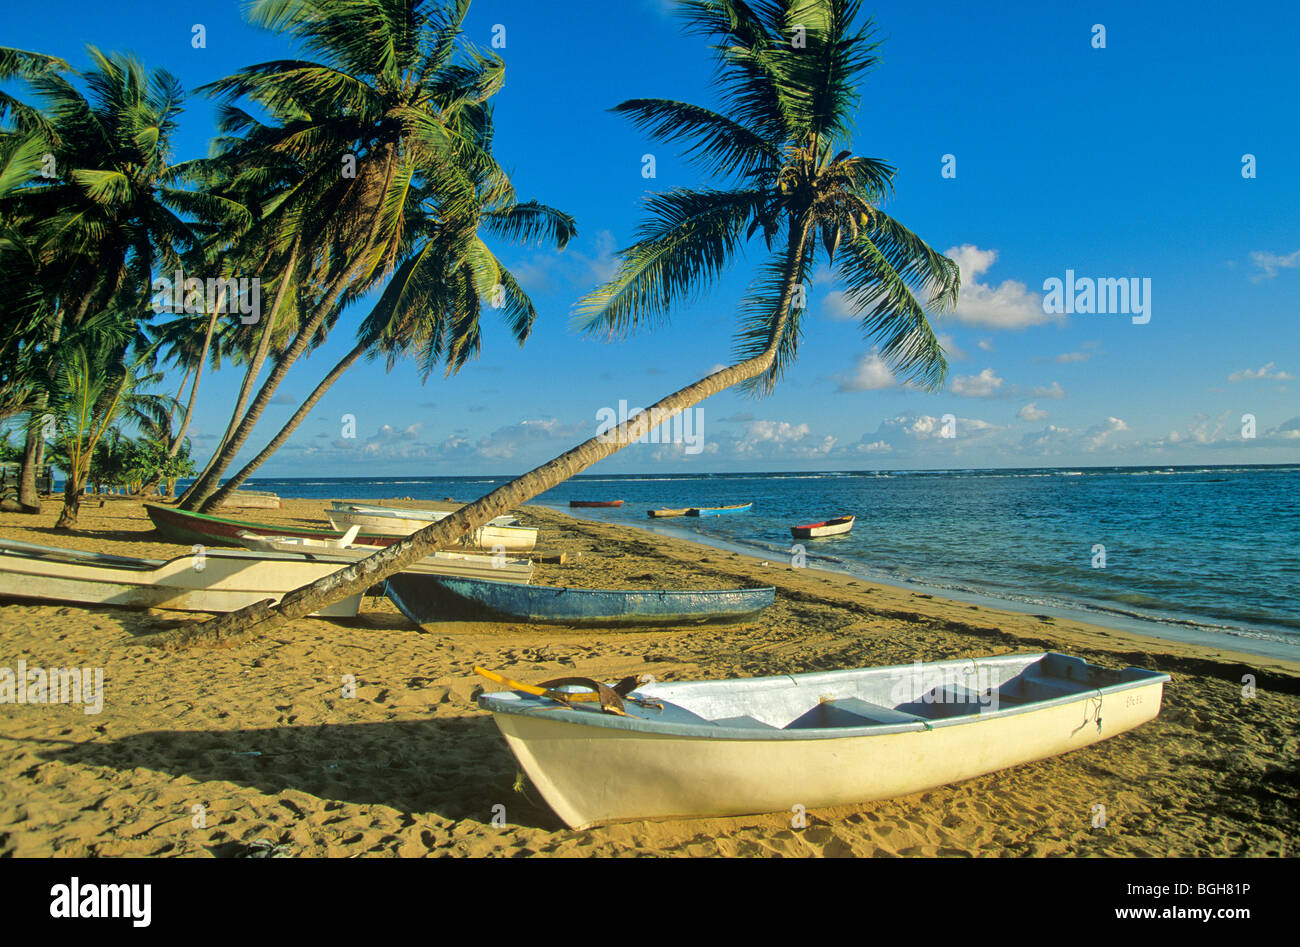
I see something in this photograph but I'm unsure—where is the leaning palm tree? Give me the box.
[163,0,959,647]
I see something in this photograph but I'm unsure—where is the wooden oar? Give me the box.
[474,665,599,701]
[474,666,660,715]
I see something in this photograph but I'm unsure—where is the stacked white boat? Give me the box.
[326,502,538,552]
[235,526,533,584]
[0,538,364,616]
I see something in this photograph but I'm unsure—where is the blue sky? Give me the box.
[6,0,1299,475]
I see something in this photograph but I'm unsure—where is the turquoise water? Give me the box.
[236,465,1300,660]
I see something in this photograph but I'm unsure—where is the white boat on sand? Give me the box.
[478,652,1170,829]
[0,538,362,616]
[217,489,282,510]
[328,506,537,551]
[330,501,519,527]
[235,531,533,584]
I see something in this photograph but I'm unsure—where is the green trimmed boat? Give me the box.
[144,503,393,548]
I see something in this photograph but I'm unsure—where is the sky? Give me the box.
[5,0,1299,476]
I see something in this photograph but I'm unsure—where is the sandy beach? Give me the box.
[0,496,1295,857]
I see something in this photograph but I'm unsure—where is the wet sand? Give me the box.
[0,496,1295,857]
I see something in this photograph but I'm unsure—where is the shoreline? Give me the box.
[0,496,1296,856]
[536,502,1300,671]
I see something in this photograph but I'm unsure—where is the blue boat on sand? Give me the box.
[686,503,753,516]
[384,574,775,627]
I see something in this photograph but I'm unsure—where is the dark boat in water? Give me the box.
[569,500,624,508]
[384,574,775,627]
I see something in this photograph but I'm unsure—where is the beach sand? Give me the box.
[0,496,1295,857]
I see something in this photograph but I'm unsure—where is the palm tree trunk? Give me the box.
[17,306,67,511]
[157,219,813,649]
[54,476,81,529]
[203,339,369,511]
[169,309,218,458]
[16,418,43,511]
[188,158,399,514]
[179,244,301,508]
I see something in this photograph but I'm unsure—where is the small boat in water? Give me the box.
[791,515,855,539]
[384,574,775,627]
[647,508,690,518]
[477,652,1171,829]
[570,500,624,508]
[234,532,534,584]
[0,538,362,616]
[686,503,752,516]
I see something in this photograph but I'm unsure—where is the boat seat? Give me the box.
[622,700,715,727]
[784,698,927,730]
[711,715,779,730]
[1020,676,1090,699]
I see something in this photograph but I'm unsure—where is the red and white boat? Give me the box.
[790,515,855,539]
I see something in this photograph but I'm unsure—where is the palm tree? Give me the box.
[40,311,172,527]
[199,145,577,510]
[162,0,960,647]
[178,0,515,511]
[1,46,197,510]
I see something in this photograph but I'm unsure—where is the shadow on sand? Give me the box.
[34,716,564,831]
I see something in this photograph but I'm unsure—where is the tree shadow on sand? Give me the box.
[34,716,565,830]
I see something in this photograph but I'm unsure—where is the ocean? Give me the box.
[234,464,1300,661]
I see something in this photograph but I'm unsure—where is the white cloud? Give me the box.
[1083,417,1128,451]
[944,245,1055,329]
[838,348,897,391]
[1030,381,1067,399]
[950,367,1004,398]
[438,418,587,462]
[732,419,836,457]
[1055,351,1091,363]
[937,333,966,360]
[822,290,856,320]
[1228,362,1293,383]
[745,420,811,442]
[855,440,892,453]
[508,229,617,294]
[1249,248,1300,281]
[978,339,994,351]
[1018,402,1048,421]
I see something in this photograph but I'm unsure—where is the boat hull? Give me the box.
[235,533,533,584]
[791,516,854,538]
[327,510,537,551]
[217,490,282,510]
[146,503,391,548]
[647,509,689,518]
[570,500,623,508]
[480,653,1169,828]
[687,503,752,516]
[330,502,519,527]
[385,574,774,627]
[0,539,361,616]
